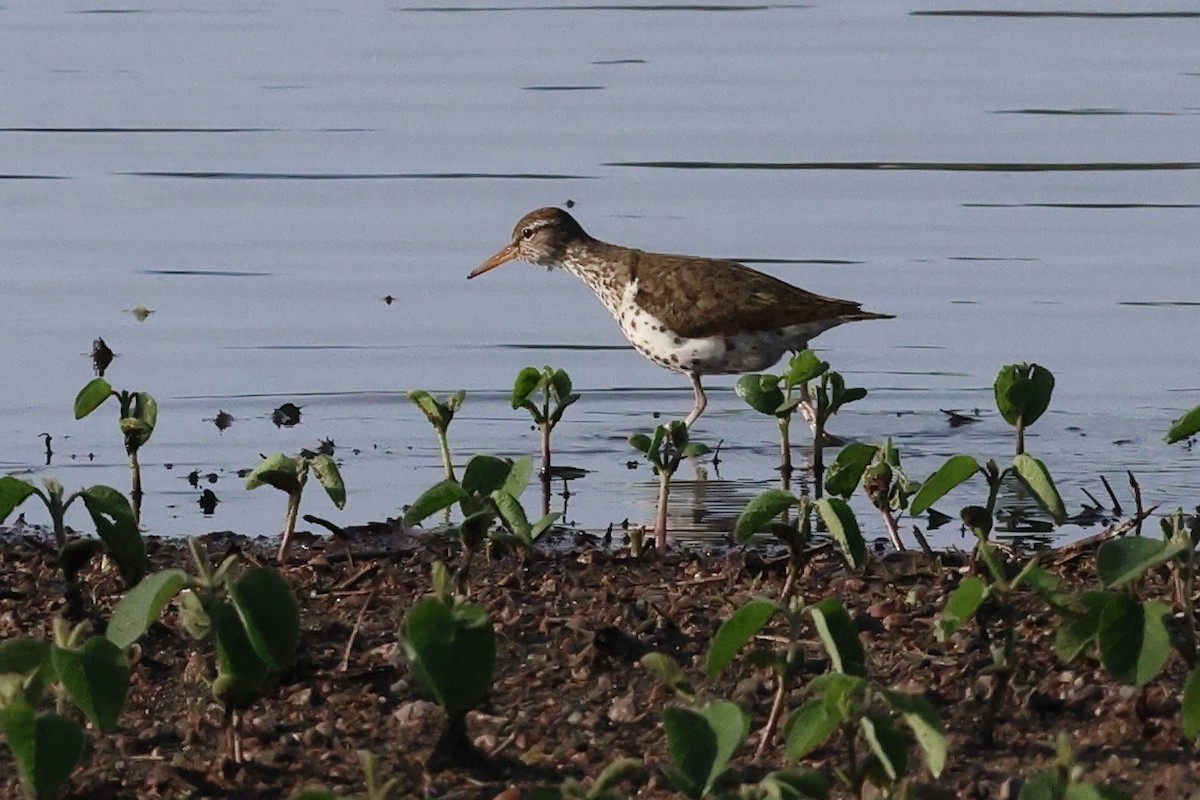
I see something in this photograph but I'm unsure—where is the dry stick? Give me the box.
[333,563,377,592]
[1080,486,1105,510]
[1100,474,1123,515]
[340,586,377,672]
[1128,471,1145,535]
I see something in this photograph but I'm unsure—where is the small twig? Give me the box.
[1080,486,1104,510]
[339,587,376,672]
[334,563,378,592]
[488,731,518,758]
[912,525,934,557]
[1100,475,1123,515]
[1128,471,1145,535]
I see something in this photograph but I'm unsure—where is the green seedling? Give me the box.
[994,362,1054,456]
[527,757,645,800]
[405,455,559,589]
[511,365,580,516]
[407,389,465,481]
[824,439,918,551]
[0,476,145,618]
[640,652,751,798]
[735,489,866,601]
[74,378,157,525]
[0,619,130,800]
[1017,733,1132,800]
[786,599,946,798]
[1166,401,1200,445]
[106,539,299,764]
[400,573,496,770]
[736,351,830,476]
[287,751,400,800]
[629,421,710,554]
[245,452,346,564]
[736,350,866,498]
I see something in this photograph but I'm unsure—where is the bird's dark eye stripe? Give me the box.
[522,227,534,239]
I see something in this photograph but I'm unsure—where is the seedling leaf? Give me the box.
[0,476,37,523]
[461,455,513,496]
[501,456,534,499]
[786,350,829,386]
[735,489,798,542]
[74,377,113,419]
[1096,536,1185,588]
[884,691,947,777]
[245,454,302,494]
[0,700,86,800]
[662,701,749,798]
[1098,596,1170,686]
[51,638,129,732]
[910,455,981,515]
[511,367,544,410]
[860,714,907,781]
[640,652,695,700]
[785,697,841,760]
[59,538,106,583]
[735,374,786,417]
[0,639,51,675]
[808,598,867,677]
[230,568,300,671]
[995,363,1054,428]
[211,600,272,709]
[824,443,879,499]
[309,455,346,509]
[1054,591,1110,664]
[402,598,495,719]
[106,568,188,650]
[706,599,776,678]
[1166,403,1200,444]
[816,498,866,569]
[79,485,146,586]
[937,576,987,641]
[1183,665,1200,739]
[403,479,468,526]
[1011,453,1066,525]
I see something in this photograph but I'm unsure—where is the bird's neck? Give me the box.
[557,238,634,314]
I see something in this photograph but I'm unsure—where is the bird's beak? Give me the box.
[468,243,519,279]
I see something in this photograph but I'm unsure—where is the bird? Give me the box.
[469,207,892,427]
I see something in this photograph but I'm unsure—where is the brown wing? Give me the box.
[622,248,888,339]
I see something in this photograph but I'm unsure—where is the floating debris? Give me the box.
[212,410,235,432]
[39,433,52,465]
[940,409,979,427]
[383,294,397,305]
[126,305,155,322]
[272,402,303,428]
[91,337,114,376]
[198,488,219,515]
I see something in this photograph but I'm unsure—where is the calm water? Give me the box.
[2,2,1198,549]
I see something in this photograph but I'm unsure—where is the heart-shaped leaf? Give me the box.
[52,638,129,732]
[79,485,146,586]
[706,599,776,678]
[230,568,299,671]
[106,568,188,650]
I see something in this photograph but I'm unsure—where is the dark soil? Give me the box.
[1,525,1197,799]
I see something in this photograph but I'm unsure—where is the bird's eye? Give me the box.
[521,227,534,240]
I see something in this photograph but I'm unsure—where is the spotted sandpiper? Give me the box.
[470,207,892,427]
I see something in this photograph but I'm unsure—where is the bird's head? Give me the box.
[469,207,589,278]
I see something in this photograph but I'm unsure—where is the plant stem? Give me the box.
[437,430,455,482]
[129,451,143,527]
[277,484,304,564]
[655,471,670,554]
[778,415,792,476]
[880,505,904,550]
[812,417,826,501]
[540,422,552,518]
[1015,415,1026,455]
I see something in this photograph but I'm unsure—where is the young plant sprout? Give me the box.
[0,476,145,618]
[244,453,346,563]
[994,362,1054,456]
[74,378,157,525]
[407,389,465,482]
[735,350,830,476]
[511,366,580,516]
[823,439,919,551]
[628,421,710,555]
[106,538,299,765]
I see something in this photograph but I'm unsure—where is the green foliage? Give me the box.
[404,454,558,556]
[246,452,346,562]
[994,362,1054,430]
[707,599,777,678]
[1183,666,1200,740]
[815,499,866,570]
[104,541,298,761]
[808,599,866,678]
[1165,402,1200,444]
[910,455,981,516]
[735,490,866,577]
[401,596,496,720]
[0,700,86,800]
[936,576,987,641]
[629,421,710,553]
[0,620,131,799]
[0,476,38,523]
[661,701,750,798]
[640,652,696,700]
[407,389,465,481]
[527,757,645,800]
[1011,454,1066,525]
[1017,733,1131,800]
[78,485,145,585]
[512,365,580,426]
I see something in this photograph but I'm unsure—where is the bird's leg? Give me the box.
[684,373,708,428]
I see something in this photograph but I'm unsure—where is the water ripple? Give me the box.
[123,171,594,180]
[608,160,1200,172]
